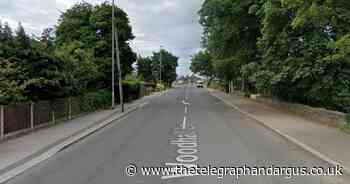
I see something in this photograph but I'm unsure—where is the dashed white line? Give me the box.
[182,116,187,130]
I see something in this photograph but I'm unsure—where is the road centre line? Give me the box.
[182,116,187,130]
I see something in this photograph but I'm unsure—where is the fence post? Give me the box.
[52,111,55,124]
[231,81,234,93]
[30,103,34,129]
[68,98,72,120]
[229,81,232,93]
[0,105,4,140]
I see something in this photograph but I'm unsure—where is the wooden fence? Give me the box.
[0,83,156,140]
[0,98,85,140]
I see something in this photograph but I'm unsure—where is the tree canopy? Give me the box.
[192,0,350,112]
[137,49,178,87]
[0,2,138,104]
[55,2,136,88]
[190,51,213,79]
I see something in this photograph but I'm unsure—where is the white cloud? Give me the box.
[0,0,204,76]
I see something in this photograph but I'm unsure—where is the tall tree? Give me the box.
[0,21,15,58]
[15,22,31,50]
[55,2,137,88]
[198,0,262,86]
[190,51,214,83]
[0,58,27,104]
[256,0,350,111]
[55,41,99,96]
[196,0,350,112]
[137,50,178,86]
[151,49,178,87]
[137,56,155,82]
[40,28,55,52]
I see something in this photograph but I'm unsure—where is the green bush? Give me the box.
[79,89,111,112]
[115,79,142,103]
[208,81,225,91]
[78,80,142,112]
[156,83,166,91]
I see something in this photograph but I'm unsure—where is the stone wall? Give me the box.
[252,95,347,127]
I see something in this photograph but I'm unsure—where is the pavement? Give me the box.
[0,93,161,182]
[209,89,350,174]
[1,86,349,184]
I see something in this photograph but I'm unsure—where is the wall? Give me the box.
[252,95,347,127]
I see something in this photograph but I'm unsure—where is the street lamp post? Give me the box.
[112,0,124,112]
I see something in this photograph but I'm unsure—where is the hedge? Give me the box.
[115,80,142,103]
[79,89,112,112]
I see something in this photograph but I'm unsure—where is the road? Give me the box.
[6,86,349,184]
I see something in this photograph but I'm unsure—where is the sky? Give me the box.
[0,0,204,76]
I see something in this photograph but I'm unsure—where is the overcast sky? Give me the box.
[0,0,204,76]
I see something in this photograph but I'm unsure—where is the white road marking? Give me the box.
[164,163,197,167]
[182,116,187,130]
[161,173,195,179]
[184,87,188,101]
[0,106,141,184]
[162,90,199,180]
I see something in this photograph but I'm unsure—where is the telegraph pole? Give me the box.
[112,0,124,112]
[115,28,124,112]
[111,0,115,109]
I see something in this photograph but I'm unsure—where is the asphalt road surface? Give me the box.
[6,86,349,184]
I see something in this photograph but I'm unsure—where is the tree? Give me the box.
[0,20,65,101]
[40,28,55,52]
[137,56,155,82]
[55,2,136,88]
[256,0,350,111]
[55,41,99,96]
[0,21,15,58]
[196,0,350,112]
[198,0,262,88]
[212,57,243,88]
[15,22,31,50]
[151,49,178,87]
[137,49,178,86]
[190,51,213,77]
[1,1,139,104]
[199,0,262,60]
[0,58,27,104]
[190,51,214,84]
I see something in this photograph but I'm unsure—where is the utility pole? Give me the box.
[111,0,115,109]
[112,0,124,112]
